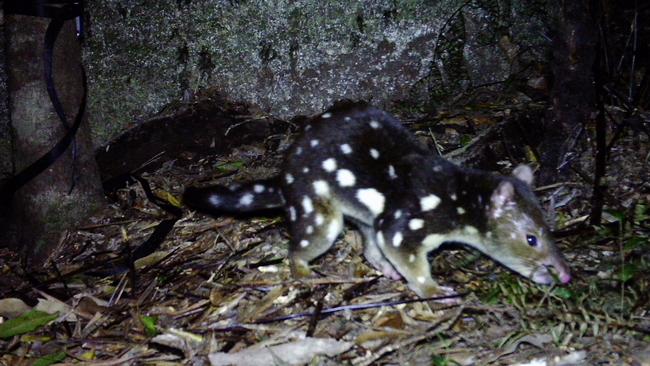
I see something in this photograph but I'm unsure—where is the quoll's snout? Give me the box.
[560,271,572,284]
[532,255,571,285]
[545,246,572,284]
[550,257,572,284]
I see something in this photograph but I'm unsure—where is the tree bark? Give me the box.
[4,15,104,264]
[539,0,597,184]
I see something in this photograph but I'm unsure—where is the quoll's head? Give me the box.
[483,165,571,285]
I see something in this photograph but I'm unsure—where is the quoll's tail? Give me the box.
[183,179,285,214]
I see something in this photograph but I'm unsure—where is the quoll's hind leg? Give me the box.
[357,224,401,280]
[287,198,344,278]
[380,243,458,301]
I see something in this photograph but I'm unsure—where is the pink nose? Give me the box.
[560,272,571,284]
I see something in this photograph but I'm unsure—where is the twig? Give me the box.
[589,43,608,225]
[77,220,136,230]
[236,277,376,287]
[444,121,502,164]
[58,350,140,366]
[108,272,129,307]
[208,293,466,330]
[534,181,582,192]
[431,0,472,63]
[627,5,638,104]
[254,293,465,323]
[224,119,265,136]
[306,289,327,337]
[427,128,443,156]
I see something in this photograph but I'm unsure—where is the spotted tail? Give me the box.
[183,179,285,214]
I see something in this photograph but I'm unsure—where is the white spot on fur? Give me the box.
[303,167,310,173]
[409,254,416,263]
[209,194,221,206]
[422,233,446,249]
[450,193,457,201]
[409,219,424,230]
[295,147,303,155]
[370,148,380,159]
[239,193,253,206]
[356,188,385,216]
[313,180,330,196]
[392,232,403,247]
[377,231,385,247]
[253,184,265,193]
[315,213,324,226]
[457,207,466,215]
[321,112,332,119]
[310,139,319,147]
[340,144,352,154]
[369,120,380,129]
[422,225,480,252]
[289,206,296,221]
[433,165,443,172]
[344,116,352,122]
[306,225,314,234]
[285,173,294,184]
[388,165,397,179]
[420,194,441,211]
[336,169,356,187]
[300,240,310,247]
[302,196,313,214]
[327,220,341,241]
[322,158,337,172]
[417,276,426,284]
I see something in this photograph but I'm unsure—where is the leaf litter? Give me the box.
[0,104,649,365]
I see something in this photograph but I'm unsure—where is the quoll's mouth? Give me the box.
[531,267,553,285]
[531,265,572,285]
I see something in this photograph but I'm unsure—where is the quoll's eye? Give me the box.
[526,234,538,247]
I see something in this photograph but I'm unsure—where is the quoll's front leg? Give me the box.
[376,215,459,302]
[381,242,457,299]
[357,224,402,280]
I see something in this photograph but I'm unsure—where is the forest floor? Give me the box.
[1,101,649,365]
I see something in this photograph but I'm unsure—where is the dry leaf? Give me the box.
[208,337,352,366]
[0,298,31,318]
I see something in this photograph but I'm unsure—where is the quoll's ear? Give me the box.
[490,181,515,216]
[512,164,534,186]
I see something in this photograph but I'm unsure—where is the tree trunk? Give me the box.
[4,15,104,265]
[539,0,597,184]
[0,12,11,180]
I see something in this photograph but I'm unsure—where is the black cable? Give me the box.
[44,17,79,193]
[1,0,85,204]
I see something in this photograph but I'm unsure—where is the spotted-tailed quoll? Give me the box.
[183,102,571,299]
